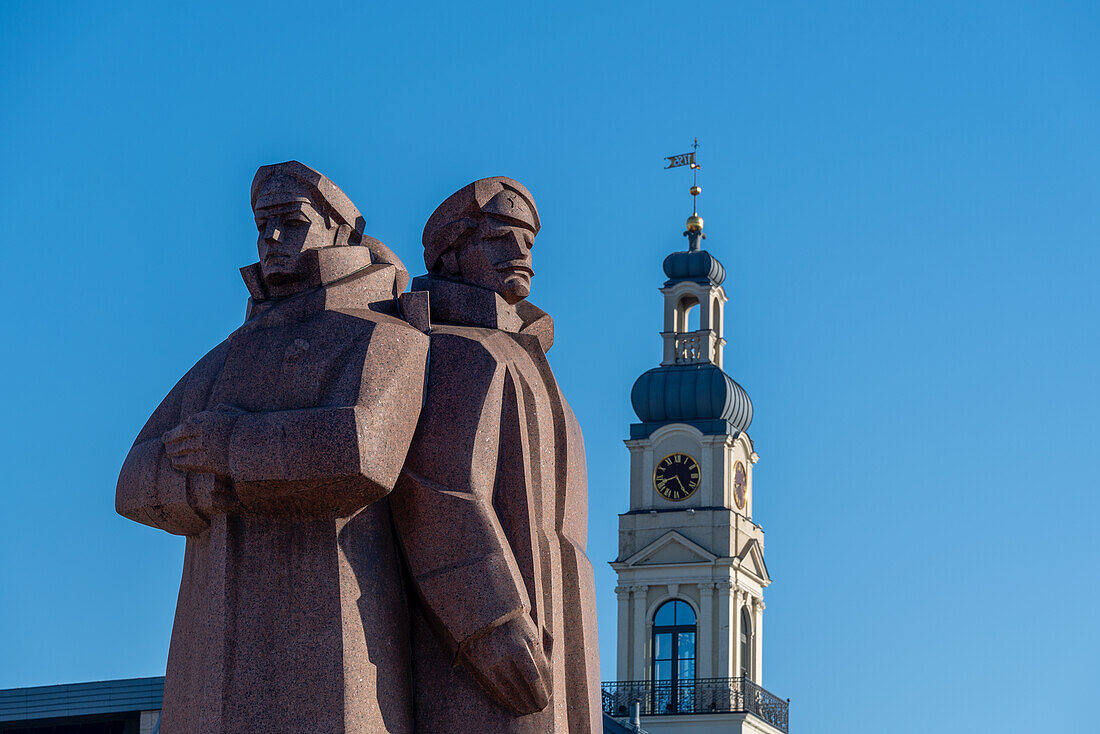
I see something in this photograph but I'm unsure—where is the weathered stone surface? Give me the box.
[117,168,601,734]
[117,161,427,734]
[390,177,601,733]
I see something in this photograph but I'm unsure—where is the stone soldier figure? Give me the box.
[390,177,602,733]
[116,161,427,734]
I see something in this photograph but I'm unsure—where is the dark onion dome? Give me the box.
[631,363,753,435]
[662,248,726,286]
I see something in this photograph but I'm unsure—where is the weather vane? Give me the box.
[664,138,705,245]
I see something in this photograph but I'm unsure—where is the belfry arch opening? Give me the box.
[676,295,700,333]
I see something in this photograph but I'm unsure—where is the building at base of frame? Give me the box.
[0,677,163,734]
[0,677,644,734]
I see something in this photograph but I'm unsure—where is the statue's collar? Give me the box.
[239,246,401,325]
[410,275,554,352]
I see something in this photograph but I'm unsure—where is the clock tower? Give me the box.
[605,173,788,733]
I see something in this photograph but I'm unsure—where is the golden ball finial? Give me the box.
[690,185,702,196]
[686,213,704,232]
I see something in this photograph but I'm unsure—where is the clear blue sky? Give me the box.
[1,2,1097,732]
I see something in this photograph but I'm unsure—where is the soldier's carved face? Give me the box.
[254,200,339,296]
[454,217,535,305]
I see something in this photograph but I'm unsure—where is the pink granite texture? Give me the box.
[117,168,601,733]
[390,177,602,733]
[117,162,428,734]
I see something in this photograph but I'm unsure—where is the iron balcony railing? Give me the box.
[601,677,789,733]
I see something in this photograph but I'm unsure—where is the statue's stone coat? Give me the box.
[390,275,601,733]
[117,178,428,732]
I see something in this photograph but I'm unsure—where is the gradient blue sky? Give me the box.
[1,2,1097,732]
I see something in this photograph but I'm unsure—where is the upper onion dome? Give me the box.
[662,248,725,286]
[631,363,753,434]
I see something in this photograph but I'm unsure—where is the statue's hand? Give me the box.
[460,614,551,715]
[162,404,245,479]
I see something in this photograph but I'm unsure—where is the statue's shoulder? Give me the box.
[421,327,505,395]
[427,324,502,353]
[329,305,423,331]
[324,308,431,367]
[183,337,232,384]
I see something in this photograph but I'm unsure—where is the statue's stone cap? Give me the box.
[422,176,540,271]
[247,160,410,296]
[251,160,365,236]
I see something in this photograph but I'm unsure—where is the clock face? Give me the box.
[733,461,747,509]
[654,453,701,501]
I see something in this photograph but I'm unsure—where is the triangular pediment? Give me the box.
[622,531,717,567]
[736,538,771,584]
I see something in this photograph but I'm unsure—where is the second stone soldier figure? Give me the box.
[391,177,602,733]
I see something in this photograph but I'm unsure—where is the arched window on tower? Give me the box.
[652,599,696,713]
[685,302,699,332]
[740,606,753,680]
[673,296,703,363]
[676,295,700,333]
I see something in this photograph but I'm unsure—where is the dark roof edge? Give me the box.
[0,676,165,723]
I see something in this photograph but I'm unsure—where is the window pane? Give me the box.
[654,601,676,626]
[654,632,672,660]
[679,658,696,681]
[677,632,695,659]
[741,631,751,677]
[654,660,672,682]
[674,600,696,626]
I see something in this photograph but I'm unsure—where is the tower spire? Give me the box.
[691,137,701,214]
[664,138,705,250]
[612,141,788,726]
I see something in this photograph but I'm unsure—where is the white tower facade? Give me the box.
[606,212,788,734]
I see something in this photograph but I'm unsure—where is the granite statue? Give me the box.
[117,166,601,733]
[390,177,602,732]
[116,161,428,733]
